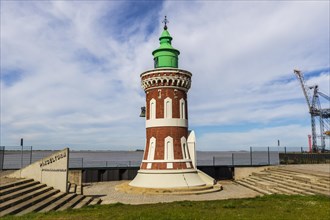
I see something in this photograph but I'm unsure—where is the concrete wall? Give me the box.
[6,148,69,192]
[76,165,234,183]
[68,170,82,186]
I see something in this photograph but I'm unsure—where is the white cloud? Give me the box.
[1,1,329,150]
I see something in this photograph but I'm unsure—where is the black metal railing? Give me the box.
[1,145,327,170]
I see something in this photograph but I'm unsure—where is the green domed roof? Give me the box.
[152,24,180,68]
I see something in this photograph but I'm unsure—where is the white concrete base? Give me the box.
[129,169,207,188]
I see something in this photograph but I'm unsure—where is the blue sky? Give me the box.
[1,1,329,151]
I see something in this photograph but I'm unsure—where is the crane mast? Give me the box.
[293,69,330,152]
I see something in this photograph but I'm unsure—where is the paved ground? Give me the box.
[0,171,17,185]
[83,180,261,205]
[83,164,330,205]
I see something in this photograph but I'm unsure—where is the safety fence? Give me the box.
[0,146,319,170]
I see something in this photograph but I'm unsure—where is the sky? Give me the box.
[1,1,329,151]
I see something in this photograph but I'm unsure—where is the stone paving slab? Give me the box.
[83,180,261,205]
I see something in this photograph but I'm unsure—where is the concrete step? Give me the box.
[272,186,298,195]
[168,186,222,195]
[0,189,59,217]
[0,179,33,191]
[267,171,330,189]
[73,196,93,209]
[236,179,272,195]
[243,177,282,193]
[272,168,330,180]
[57,195,85,211]
[0,183,46,204]
[0,181,39,197]
[16,192,66,216]
[88,198,102,206]
[248,176,314,195]
[255,176,318,196]
[0,185,52,213]
[261,173,330,193]
[39,193,76,213]
[261,169,330,188]
[318,180,330,188]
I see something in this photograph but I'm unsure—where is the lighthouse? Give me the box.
[130,18,215,189]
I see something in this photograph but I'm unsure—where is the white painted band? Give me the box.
[146,118,188,128]
[142,159,192,163]
[137,169,197,174]
[140,68,192,78]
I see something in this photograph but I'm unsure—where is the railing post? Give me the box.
[268,146,270,165]
[301,147,303,153]
[213,156,215,166]
[0,146,4,170]
[21,146,23,169]
[284,146,287,154]
[232,153,234,166]
[250,147,253,166]
[30,146,32,164]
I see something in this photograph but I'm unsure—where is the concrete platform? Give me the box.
[83,180,261,205]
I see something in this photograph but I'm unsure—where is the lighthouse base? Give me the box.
[129,169,210,188]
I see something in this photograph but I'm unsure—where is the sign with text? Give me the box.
[7,148,69,192]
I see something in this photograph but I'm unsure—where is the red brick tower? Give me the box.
[130,18,208,188]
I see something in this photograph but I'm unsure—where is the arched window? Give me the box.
[181,136,189,159]
[180,98,185,119]
[147,137,156,161]
[164,136,174,160]
[150,98,156,119]
[164,97,172,119]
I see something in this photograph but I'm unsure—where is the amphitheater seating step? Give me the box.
[88,198,102,206]
[57,195,85,211]
[73,196,93,209]
[0,189,59,217]
[39,193,77,212]
[0,180,39,197]
[0,176,102,217]
[0,179,33,191]
[236,167,329,196]
[16,192,66,216]
[0,184,49,211]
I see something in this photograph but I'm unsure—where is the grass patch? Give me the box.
[2,195,330,220]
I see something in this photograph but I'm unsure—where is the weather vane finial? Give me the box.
[162,16,169,30]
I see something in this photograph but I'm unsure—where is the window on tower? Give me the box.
[164,97,172,119]
[147,137,156,161]
[150,99,156,119]
[180,98,185,119]
[181,136,188,159]
[154,57,158,68]
[164,136,174,160]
